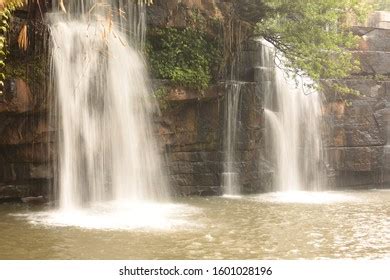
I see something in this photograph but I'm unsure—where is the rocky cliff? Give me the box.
[0,79,53,202]
[1,3,389,202]
[1,0,264,201]
[323,11,390,188]
[149,0,269,195]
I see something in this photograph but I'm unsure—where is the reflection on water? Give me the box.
[0,190,389,259]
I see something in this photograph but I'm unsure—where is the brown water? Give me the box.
[0,190,389,260]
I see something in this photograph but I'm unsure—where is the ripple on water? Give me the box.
[252,191,359,204]
[2,190,390,259]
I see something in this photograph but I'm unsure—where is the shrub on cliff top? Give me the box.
[256,0,372,91]
[146,27,222,91]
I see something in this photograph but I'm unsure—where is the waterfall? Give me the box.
[51,0,146,45]
[222,82,242,195]
[385,110,390,183]
[49,0,169,211]
[260,40,326,192]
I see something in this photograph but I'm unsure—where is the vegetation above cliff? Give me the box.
[145,1,372,94]
[146,26,222,91]
[255,0,371,92]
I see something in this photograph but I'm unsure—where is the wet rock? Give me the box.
[360,29,390,52]
[0,184,47,203]
[323,20,390,188]
[0,143,54,163]
[0,114,52,145]
[384,146,390,184]
[327,146,384,172]
[323,79,388,187]
[0,79,34,114]
[355,51,390,75]
[0,164,16,183]
[0,163,53,183]
[158,75,267,195]
[165,85,221,102]
[324,103,385,147]
[28,164,52,179]
[334,170,382,188]
[21,196,47,205]
[323,79,389,148]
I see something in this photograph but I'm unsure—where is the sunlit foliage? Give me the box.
[256,0,372,90]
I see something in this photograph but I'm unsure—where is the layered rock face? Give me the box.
[147,0,271,195]
[0,79,53,202]
[0,6,51,202]
[323,12,390,188]
[148,0,272,195]
[159,81,269,196]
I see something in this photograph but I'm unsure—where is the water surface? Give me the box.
[0,190,389,259]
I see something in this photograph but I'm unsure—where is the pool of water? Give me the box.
[0,190,389,259]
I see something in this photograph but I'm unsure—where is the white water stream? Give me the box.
[260,40,326,192]
[49,1,170,218]
[222,82,242,195]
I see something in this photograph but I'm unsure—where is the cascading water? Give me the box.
[222,82,242,195]
[384,110,390,183]
[49,1,169,212]
[260,40,326,192]
[220,22,246,196]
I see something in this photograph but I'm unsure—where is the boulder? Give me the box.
[21,196,47,205]
[0,184,47,202]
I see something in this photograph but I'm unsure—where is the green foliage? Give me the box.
[4,54,46,86]
[146,27,222,91]
[1,0,25,96]
[153,86,169,111]
[2,42,48,98]
[256,0,372,90]
[333,82,361,96]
